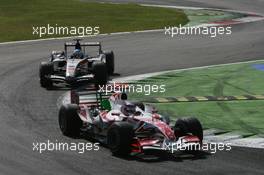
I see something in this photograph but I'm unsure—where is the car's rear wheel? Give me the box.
[92,62,108,86]
[39,62,53,88]
[174,117,203,142]
[107,122,134,156]
[58,104,82,137]
[104,51,115,75]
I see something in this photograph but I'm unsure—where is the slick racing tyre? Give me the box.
[174,117,203,142]
[39,62,53,88]
[104,51,115,75]
[58,104,82,137]
[92,61,108,86]
[107,122,134,156]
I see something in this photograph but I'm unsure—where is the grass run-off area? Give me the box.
[129,60,264,136]
[0,0,189,42]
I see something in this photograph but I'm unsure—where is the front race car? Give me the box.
[58,87,204,156]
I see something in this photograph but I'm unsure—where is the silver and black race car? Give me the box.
[58,86,203,156]
[39,39,114,88]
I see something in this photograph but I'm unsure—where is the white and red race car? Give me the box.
[58,87,203,156]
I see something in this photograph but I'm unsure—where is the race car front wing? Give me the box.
[49,74,94,84]
[132,135,201,154]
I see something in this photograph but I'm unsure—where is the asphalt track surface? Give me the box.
[0,0,264,174]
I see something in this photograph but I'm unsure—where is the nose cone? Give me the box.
[155,122,176,140]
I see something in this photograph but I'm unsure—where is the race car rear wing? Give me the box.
[70,86,113,109]
[65,42,101,47]
[64,42,102,53]
[70,83,130,109]
[64,39,103,57]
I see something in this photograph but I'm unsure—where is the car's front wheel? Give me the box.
[107,122,134,156]
[174,117,203,142]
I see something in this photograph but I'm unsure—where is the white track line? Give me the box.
[203,131,264,149]
[112,59,264,82]
[141,4,264,16]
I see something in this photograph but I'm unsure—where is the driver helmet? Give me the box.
[121,102,136,116]
[71,49,84,59]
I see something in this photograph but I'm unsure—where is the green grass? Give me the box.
[0,0,189,42]
[184,9,244,26]
[131,61,264,97]
[129,61,264,135]
[157,101,264,135]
